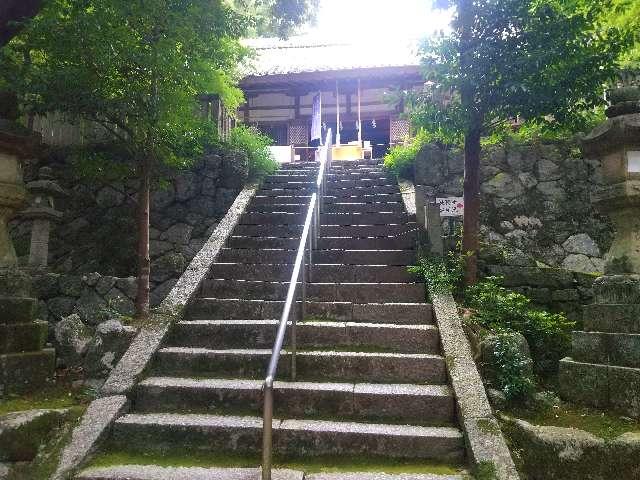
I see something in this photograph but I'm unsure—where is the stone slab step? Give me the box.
[241,213,306,226]
[571,331,640,368]
[0,297,37,324]
[218,249,416,266]
[257,187,316,196]
[186,299,433,324]
[234,225,304,237]
[252,195,312,206]
[167,320,439,353]
[327,186,400,196]
[324,202,405,214]
[77,465,302,480]
[152,348,447,384]
[200,280,425,303]
[583,304,640,334]
[321,224,418,238]
[320,213,412,226]
[226,236,416,250]
[324,193,404,204]
[0,348,55,394]
[110,414,463,460]
[207,263,416,283]
[306,474,464,480]
[558,358,640,414]
[327,179,396,188]
[135,377,454,423]
[266,174,317,182]
[246,204,309,214]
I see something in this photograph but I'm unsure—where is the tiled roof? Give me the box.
[241,35,421,77]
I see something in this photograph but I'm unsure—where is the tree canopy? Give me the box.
[228,0,319,38]
[412,0,630,284]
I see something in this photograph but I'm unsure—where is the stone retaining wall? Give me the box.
[9,146,246,302]
[414,140,613,273]
[484,265,597,323]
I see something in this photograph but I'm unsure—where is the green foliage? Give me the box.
[1,0,250,169]
[490,332,536,401]
[383,129,431,179]
[603,0,640,69]
[465,277,575,376]
[228,0,319,38]
[416,0,630,137]
[408,252,465,298]
[227,125,277,178]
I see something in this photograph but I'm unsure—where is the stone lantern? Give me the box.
[21,166,66,267]
[558,85,640,417]
[0,94,41,267]
[581,87,640,273]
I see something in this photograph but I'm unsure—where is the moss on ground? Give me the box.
[90,450,467,475]
[0,381,93,416]
[6,407,84,480]
[501,401,640,440]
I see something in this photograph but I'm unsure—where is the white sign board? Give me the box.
[436,197,464,217]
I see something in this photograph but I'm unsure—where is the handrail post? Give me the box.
[262,381,274,480]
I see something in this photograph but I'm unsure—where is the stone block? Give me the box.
[0,408,70,461]
[593,274,640,304]
[607,364,640,417]
[0,348,55,395]
[583,303,640,334]
[558,358,609,408]
[0,320,47,354]
[552,289,580,302]
[573,331,640,368]
[0,297,36,324]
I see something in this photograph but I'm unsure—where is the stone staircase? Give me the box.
[77,160,467,479]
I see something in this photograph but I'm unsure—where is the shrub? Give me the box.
[383,129,430,179]
[227,125,277,179]
[465,277,575,376]
[408,251,465,299]
[488,332,536,401]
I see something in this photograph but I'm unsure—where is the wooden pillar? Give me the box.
[357,79,362,144]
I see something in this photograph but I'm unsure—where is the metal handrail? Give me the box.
[261,130,332,480]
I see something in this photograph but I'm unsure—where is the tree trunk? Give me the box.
[135,157,151,319]
[462,125,482,286]
[458,0,482,286]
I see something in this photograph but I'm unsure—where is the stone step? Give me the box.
[167,320,439,353]
[307,474,465,480]
[327,179,396,188]
[135,377,454,423]
[246,204,309,214]
[0,320,47,354]
[558,358,640,414]
[186,299,433,324]
[0,297,37,324]
[226,235,416,251]
[77,465,303,480]
[583,304,640,334]
[265,174,317,182]
[241,213,306,226]
[571,331,640,368]
[199,280,425,303]
[207,263,416,283]
[327,171,392,179]
[257,186,316,196]
[252,195,312,206]
[234,224,305,237]
[110,414,463,461]
[321,213,412,226]
[322,224,418,238]
[152,348,447,384]
[324,202,405,214]
[327,185,400,196]
[324,193,404,204]
[217,249,416,266]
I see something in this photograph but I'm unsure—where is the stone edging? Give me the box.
[51,183,259,479]
[431,293,520,480]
